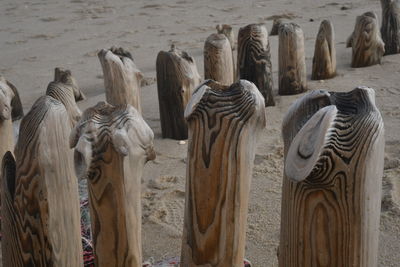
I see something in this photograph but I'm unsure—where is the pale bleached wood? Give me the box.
[181,80,266,267]
[2,96,83,267]
[279,87,384,267]
[278,22,307,95]
[347,12,385,67]
[54,67,86,101]
[98,47,143,113]
[70,102,155,267]
[204,33,234,85]
[237,23,275,106]
[312,20,336,80]
[156,45,201,140]
[381,0,400,55]
[216,24,236,77]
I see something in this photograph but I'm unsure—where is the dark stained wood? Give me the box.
[270,18,283,36]
[381,0,400,55]
[312,20,336,80]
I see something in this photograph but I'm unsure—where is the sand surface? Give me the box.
[1,0,400,266]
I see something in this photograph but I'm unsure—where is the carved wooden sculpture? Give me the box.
[204,33,234,85]
[98,47,143,113]
[312,20,336,80]
[278,22,307,95]
[279,87,384,267]
[1,96,83,267]
[237,23,275,106]
[181,80,266,266]
[381,0,400,55]
[270,18,283,36]
[156,45,201,140]
[70,102,156,267]
[347,12,385,67]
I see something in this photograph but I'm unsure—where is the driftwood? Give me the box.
[98,47,143,113]
[204,33,234,85]
[181,80,266,266]
[278,22,307,95]
[381,0,400,55]
[2,96,83,267]
[279,87,384,267]
[311,20,336,80]
[156,45,201,140]
[237,23,275,106]
[70,102,155,267]
[270,18,283,36]
[347,12,385,67]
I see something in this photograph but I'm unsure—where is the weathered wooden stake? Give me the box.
[70,102,155,267]
[238,23,275,106]
[312,20,336,80]
[216,24,236,77]
[278,22,307,95]
[156,45,201,140]
[181,80,266,267]
[1,96,83,267]
[279,87,384,267]
[347,12,385,67]
[98,47,143,113]
[204,33,234,85]
[381,0,400,55]
[270,18,283,36]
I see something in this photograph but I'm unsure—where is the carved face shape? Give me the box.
[0,78,15,121]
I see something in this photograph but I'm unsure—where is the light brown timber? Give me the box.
[312,20,336,80]
[381,0,400,55]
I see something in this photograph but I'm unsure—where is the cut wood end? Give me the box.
[184,80,214,119]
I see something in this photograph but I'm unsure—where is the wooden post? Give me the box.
[278,22,307,95]
[204,33,234,85]
[156,45,201,140]
[98,47,143,113]
[279,87,384,267]
[380,0,400,55]
[70,102,155,267]
[54,67,86,101]
[270,18,283,36]
[1,96,83,267]
[181,80,266,267]
[347,12,385,67]
[311,20,336,80]
[238,23,275,106]
[216,24,236,77]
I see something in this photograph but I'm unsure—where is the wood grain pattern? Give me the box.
[311,20,336,80]
[70,102,155,267]
[156,45,201,140]
[279,87,384,267]
[278,22,307,95]
[2,95,83,267]
[98,47,143,113]
[238,23,275,106]
[381,0,400,55]
[216,24,236,77]
[181,80,266,267]
[204,33,234,85]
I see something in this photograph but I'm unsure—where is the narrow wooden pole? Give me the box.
[311,20,336,80]
[2,96,83,267]
[270,18,283,36]
[278,22,307,95]
[381,0,400,55]
[347,12,385,67]
[70,102,155,267]
[156,45,201,140]
[238,23,275,106]
[216,24,236,77]
[279,87,384,267]
[98,47,143,113]
[204,33,234,85]
[181,80,266,267]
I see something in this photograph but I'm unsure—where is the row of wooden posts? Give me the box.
[0,2,394,267]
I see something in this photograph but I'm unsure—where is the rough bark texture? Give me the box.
[98,47,143,113]
[278,22,307,95]
[312,20,336,80]
[279,87,384,267]
[237,23,275,106]
[381,0,400,55]
[156,45,201,140]
[1,96,83,267]
[70,102,155,267]
[204,33,234,85]
[181,80,266,267]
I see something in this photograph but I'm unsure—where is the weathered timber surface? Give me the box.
[181,80,266,267]
[71,102,155,267]
[279,87,385,267]
[270,18,283,36]
[381,0,400,55]
[312,20,336,80]
[237,23,275,106]
[216,24,236,77]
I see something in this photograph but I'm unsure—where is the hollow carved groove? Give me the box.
[312,20,336,80]
[380,0,400,55]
